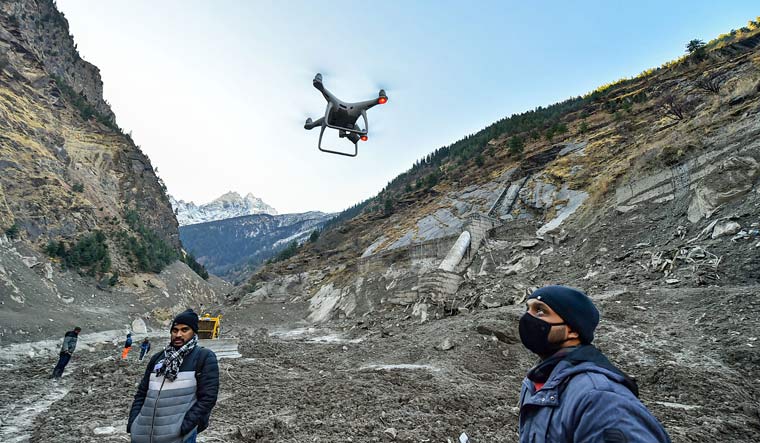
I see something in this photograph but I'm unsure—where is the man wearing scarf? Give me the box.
[518,285,670,443]
[127,309,219,443]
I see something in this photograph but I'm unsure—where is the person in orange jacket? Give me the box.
[121,332,133,360]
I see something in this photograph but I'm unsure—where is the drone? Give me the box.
[304,73,388,157]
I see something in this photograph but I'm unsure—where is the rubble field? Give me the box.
[1,281,758,442]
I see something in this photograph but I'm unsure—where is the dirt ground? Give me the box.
[2,281,759,442]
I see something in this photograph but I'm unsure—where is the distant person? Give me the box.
[121,332,133,360]
[128,309,219,443]
[138,337,151,361]
[51,326,81,379]
[517,285,671,442]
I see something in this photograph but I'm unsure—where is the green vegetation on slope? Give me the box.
[45,231,111,276]
[117,209,208,279]
[51,75,117,129]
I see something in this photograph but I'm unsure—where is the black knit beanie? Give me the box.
[171,309,199,333]
[528,285,599,344]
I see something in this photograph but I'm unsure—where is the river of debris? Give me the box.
[1,282,758,442]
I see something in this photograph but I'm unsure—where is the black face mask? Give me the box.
[519,313,567,357]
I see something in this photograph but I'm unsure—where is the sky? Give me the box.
[56,1,758,214]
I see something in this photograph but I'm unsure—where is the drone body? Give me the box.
[304,73,388,157]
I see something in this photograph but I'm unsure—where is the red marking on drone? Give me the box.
[377,97,388,104]
[360,135,368,141]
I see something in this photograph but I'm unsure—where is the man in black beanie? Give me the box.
[518,285,671,443]
[128,309,219,443]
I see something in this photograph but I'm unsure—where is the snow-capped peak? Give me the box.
[170,191,277,226]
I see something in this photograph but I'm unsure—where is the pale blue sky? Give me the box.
[57,1,758,213]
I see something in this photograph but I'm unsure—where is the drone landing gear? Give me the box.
[318,125,357,157]
[306,117,356,156]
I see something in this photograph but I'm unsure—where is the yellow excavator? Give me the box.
[197,313,240,359]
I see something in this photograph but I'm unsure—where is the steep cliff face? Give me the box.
[0,0,179,272]
[1,0,113,120]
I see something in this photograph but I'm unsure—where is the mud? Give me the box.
[1,283,759,442]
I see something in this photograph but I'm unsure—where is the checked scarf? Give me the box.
[156,334,198,381]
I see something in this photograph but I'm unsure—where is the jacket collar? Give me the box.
[525,345,639,397]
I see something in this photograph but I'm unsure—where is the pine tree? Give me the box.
[509,136,524,156]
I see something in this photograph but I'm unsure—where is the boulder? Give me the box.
[519,239,541,249]
[435,338,455,351]
[478,256,495,276]
[131,318,147,334]
[711,221,742,239]
[476,323,519,344]
[500,256,540,275]
[21,256,38,268]
[522,180,557,209]
[412,302,429,322]
[480,292,505,308]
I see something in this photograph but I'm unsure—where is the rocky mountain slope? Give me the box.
[170,191,277,226]
[0,0,226,345]
[0,0,179,268]
[179,211,334,283]
[238,28,760,324]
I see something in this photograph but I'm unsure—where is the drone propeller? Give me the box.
[369,74,400,94]
[298,62,334,78]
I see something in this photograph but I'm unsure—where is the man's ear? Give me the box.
[566,326,580,340]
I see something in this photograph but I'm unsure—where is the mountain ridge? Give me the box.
[170,191,277,226]
[179,210,333,283]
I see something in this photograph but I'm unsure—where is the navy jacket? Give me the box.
[519,346,671,443]
[128,346,219,441]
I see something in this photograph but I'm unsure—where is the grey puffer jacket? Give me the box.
[128,346,219,443]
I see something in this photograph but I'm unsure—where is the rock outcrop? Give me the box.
[0,0,180,270]
[0,1,227,343]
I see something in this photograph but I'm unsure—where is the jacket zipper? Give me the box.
[150,375,167,443]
